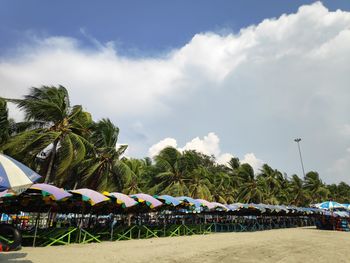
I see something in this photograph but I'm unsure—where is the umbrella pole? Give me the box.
[110,213,115,241]
[32,212,40,247]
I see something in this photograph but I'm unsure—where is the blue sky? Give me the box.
[1,1,349,55]
[1,1,350,183]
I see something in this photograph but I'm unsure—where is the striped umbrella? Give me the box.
[30,183,72,201]
[129,193,163,208]
[154,195,181,206]
[225,204,239,211]
[211,202,228,211]
[317,201,345,210]
[342,204,350,210]
[176,196,201,208]
[104,192,137,208]
[0,153,41,194]
[196,199,215,210]
[0,189,14,198]
[70,188,109,205]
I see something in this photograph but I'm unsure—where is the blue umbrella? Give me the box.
[176,196,201,208]
[0,154,41,194]
[342,204,350,210]
[154,195,181,206]
[317,201,345,210]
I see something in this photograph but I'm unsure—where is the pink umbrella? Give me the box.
[211,202,228,211]
[70,188,109,205]
[196,199,215,210]
[104,192,137,208]
[0,189,13,198]
[130,193,162,208]
[30,183,72,201]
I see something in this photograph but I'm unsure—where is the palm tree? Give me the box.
[303,171,329,203]
[120,158,147,194]
[288,174,308,206]
[0,98,11,146]
[209,171,235,203]
[237,163,266,203]
[225,157,241,190]
[257,164,281,199]
[80,118,127,191]
[187,166,212,200]
[152,147,189,196]
[3,86,92,183]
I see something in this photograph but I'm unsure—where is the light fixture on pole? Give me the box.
[294,138,306,177]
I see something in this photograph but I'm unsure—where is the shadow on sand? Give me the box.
[0,252,33,263]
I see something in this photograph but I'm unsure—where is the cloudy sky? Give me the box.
[1,1,350,183]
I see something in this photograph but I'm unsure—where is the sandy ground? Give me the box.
[1,227,350,263]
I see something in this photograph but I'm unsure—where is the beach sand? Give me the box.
[2,227,350,263]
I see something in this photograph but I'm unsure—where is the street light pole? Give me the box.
[294,138,306,177]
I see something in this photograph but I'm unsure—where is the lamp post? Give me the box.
[294,138,306,177]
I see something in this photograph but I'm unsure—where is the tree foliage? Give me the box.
[0,85,346,205]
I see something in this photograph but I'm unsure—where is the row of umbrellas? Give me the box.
[313,201,350,210]
[0,153,333,215]
[0,183,323,215]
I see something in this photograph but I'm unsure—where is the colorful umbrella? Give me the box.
[211,202,228,211]
[104,192,137,208]
[0,153,41,194]
[225,204,239,211]
[196,199,215,210]
[70,188,109,205]
[176,196,201,208]
[317,201,345,210]
[29,183,72,201]
[129,193,163,208]
[154,195,181,206]
[342,204,350,210]
[0,189,14,198]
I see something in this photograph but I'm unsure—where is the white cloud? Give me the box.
[148,138,178,157]
[181,132,221,156]
[217,153,234,166]
[148,132,262,171]
[240,153,264,173]
[1,2,350,182]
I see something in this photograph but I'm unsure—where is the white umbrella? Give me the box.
[0,153,41,194]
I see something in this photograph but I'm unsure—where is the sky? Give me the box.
[1,1,350,184]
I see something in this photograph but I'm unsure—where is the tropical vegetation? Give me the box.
[1,86,349,206]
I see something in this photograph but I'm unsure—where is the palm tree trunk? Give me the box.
[44,140,59,183]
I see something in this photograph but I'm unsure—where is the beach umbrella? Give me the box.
[211,202,228,211]
[225,204,239,212]
[130,193,163,208]
[341,204,350,210]
[176,196,201,208]
[154,195,181,206]
[70,188,109,205]
[0,153,41,194]
[196,199,215,210]
[0,189,14,198]
[104,192,137,208]
[317,201,345,210]
[29,183,72,201]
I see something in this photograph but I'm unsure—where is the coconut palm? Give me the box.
[187,166,212,200]
[288,174,308,206]
[120,158,148,194]
[3,86,92,183]
[209,171,235,203]
[237,163,266,203]
[152,147,190,196]
[0,98,11,146]
[303,171,329,203]
[80,118,127,191]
